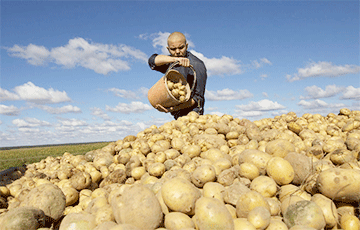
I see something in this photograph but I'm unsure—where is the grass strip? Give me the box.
[0,142,111,170]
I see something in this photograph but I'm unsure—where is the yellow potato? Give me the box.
[250,176,277,198]
[161,177,201,215]
[239,162,260,180]
[164,212,195,230]
[234,218,256,230]
[311,193,338,228]
[247,206,271,230]
[266,157,294,185]
[202,182,225,203]
[194,197,234,230]
[236,191,270,218]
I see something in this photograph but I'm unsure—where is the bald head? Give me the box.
[167,32,187,45]
[167,32,188,57]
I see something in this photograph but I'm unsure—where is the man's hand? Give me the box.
[175,57,190,67]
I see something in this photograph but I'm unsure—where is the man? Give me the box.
[148,32,207,119]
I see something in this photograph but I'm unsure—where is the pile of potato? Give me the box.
[167,77,188,103]
[0,108,359,230]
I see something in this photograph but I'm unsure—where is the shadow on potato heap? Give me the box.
[0,108,359,230]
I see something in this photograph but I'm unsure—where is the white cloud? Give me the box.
[252,58,272,69]
[206,107,218,111]
[39,105,82,114]
[106,101,152,114]
[300,84,345,99]
[236,99,286,111]
[91,107,111,120]
[107,87,149,100]
[262,92,269,97]
[11,82,71,104]
[152,31,171,55]
[12,117,51,128]
[260,74,268,80]
[0,105,21,116]
[286,61,360,82]
[0,88,20,101]
[206,88,253,101]
[5,37,148,75]
[6,44,51,66]
[190,50,243,76]
[298,99,346,110]
[58,118,88,127]
[234,110,265,118]
[340,86,360,100]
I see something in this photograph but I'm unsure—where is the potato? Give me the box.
[61,186,79,206]
[148,162,166,177]
[151,140,171,153]
[223,181,251,206]
[266,157,294,185]
[234,218,256,230]
[100,169,127,187]
[203,182,225,203]
[265,139,295,158]
[191,165,216,187]
[131,166,146,180]
[111,184,163,229]
[284,152,312,185]
[311,193,338,228]
[94,221,118,230]
[164,212,195,230]
[59,212,96,230]
[217,167,238,186]
[340,213,360,230]
[283,200,326,230]
[194,197,234,230]
[280,195,305,214]
[265,197,281,216]
[316,168,360,202]
[247,206,271,230]
[278,184,311,202]
[250,176,277,198]
[237,149,272,175]
[266,219,289,230]
[70,171,92,190]
[161,177,201,215]
[109,224,143,230]
[0,207,46,230]
[164,149,180,160]
[94,205,115,226]
[20,183,66,221]
[181,145,201,158]
[236,191,270,218]
[238,162,259,180]
[226,204,237,219]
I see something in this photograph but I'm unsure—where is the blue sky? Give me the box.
[1,0,359,147]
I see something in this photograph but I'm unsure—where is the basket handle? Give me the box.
[167,61,197,94]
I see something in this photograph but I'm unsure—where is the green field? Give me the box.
[0,142,111,170]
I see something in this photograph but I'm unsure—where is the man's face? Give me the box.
[167,39,188,57]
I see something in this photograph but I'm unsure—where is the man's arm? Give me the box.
[155,55,190,67]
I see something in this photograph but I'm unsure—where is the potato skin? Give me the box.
[20,183,66,221]
[161,177,201,215]
[0,207,46,230]
[266,157,294,185]
[111,184,163,230]
[194,197,235,230]
[316,168,360,202]
[283,200,326,230]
